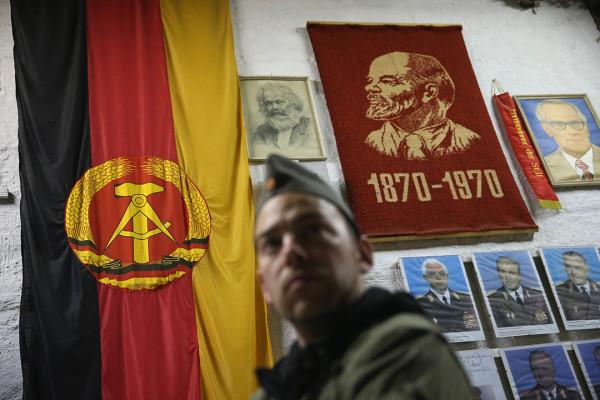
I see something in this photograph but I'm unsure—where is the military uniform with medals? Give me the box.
[416,289,479,332]
[555,279,600,321]
[487,286,552,328]
[519,383,581,400]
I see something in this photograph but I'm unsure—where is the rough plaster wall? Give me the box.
[230,0,600,392]
[0,0,598,398]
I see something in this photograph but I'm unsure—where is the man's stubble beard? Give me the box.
[366,91,420,121]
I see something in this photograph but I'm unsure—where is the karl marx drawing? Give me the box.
[252,83,310,150]
[365,51,480,160]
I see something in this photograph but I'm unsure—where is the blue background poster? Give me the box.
[503,344,581,398]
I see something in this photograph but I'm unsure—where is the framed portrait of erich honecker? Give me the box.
[398,255,484,342]
[239,76,326,161]
[514,95,600,187]
[472,250,558,338]
[540,246,600,330]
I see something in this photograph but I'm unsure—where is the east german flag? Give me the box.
[13,0,272,399]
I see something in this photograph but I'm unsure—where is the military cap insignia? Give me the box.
[535,310,548,322]
[65,156,211,292]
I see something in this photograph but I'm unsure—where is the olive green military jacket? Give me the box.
[250,313,475,400]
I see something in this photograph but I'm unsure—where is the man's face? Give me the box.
[260,88,301,131]
[365,54,420,121]
[497,261,522,291]
[563,255,590,286]
[540,103,591,158]
[255,193,371,325]
[423,263,449,294]
[530,355,557,391]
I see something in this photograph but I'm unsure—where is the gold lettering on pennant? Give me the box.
[105,182,177,264]
[509,109,528,145]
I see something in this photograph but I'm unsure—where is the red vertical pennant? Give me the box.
[492,82,561,210]
[85,0,201,399]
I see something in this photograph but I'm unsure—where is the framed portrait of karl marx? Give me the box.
[514,94,600,187]
[398,255,484,342]
[239,76,326,161]
[472,250,558,338]
[540,246,600,331]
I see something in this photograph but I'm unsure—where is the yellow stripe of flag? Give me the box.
[159,0,273,399]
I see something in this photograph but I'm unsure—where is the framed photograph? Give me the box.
[514,94,600,187]
[240,76,326,161]
[501,344,583,399]
[472,250,558,337]
[572,340,600,400]
[457,349,506,399]
[540,246,600,330]
[398,255,484,342]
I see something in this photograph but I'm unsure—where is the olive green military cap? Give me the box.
[257,154,360,236]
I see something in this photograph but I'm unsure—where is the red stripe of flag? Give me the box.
[85,0,200,398]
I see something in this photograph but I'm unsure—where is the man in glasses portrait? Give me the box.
[416,258,479,333]
[535,99,600,182]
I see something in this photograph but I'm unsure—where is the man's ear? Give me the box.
[356,235,374,274]
[420,83,439,104]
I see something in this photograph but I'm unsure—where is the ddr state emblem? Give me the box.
[65,156,211,292]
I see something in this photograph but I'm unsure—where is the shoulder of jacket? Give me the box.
[487,289,497,296]
[453,290,469,296]
[525,286,542,292]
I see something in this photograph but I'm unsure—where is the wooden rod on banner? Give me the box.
[307,21,461,28]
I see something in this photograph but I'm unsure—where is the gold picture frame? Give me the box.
[514,94,600,187]
[240,76,326,162]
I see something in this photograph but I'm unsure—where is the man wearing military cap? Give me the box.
[555,251,600,321]
[251,154,475,400]
[416,258,479,332]
[487,256,552,328]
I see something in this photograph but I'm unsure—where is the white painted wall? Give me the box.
[0,0,599,398]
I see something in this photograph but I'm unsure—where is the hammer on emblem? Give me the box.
[105,182,177,264]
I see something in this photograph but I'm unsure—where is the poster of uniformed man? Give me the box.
[473,250,558,337]
[502,344,583,400]
[540,246,600,330]
[573,340,600,400]
[398,255,484,342]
